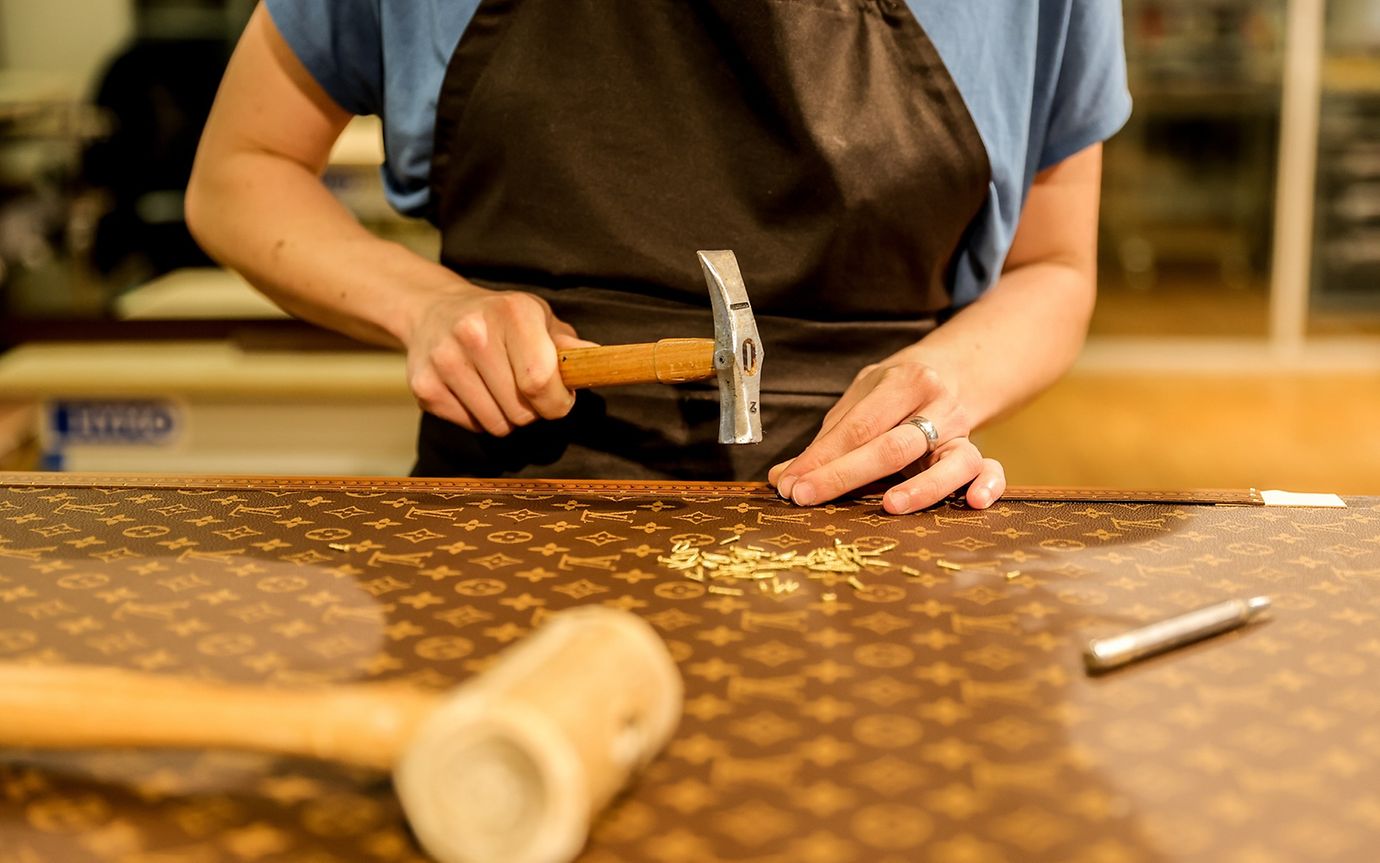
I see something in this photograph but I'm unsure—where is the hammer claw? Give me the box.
[698,250,764,445]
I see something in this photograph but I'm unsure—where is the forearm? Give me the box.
[896,260,1095,428]
[184,3,474,350]
[894,144,1104,429]
[186,153,466,349]
[186,4,581,438]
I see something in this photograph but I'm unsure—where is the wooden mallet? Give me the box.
[0,607,682,863]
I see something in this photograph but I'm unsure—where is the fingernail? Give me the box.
[779,475,798,499]
[888,491,911,514]
[971,486,992,508]
[791,481,816,507]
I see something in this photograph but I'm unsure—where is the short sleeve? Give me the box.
[1039,0,1132,169]
[264,0,384,117]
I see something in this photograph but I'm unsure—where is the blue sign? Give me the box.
[48,400,181,446]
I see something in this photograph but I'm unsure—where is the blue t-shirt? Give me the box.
[267,0,1131,305]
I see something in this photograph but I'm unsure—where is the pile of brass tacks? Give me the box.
[657,536,903,598]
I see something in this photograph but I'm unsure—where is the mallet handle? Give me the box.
[558,338,715,389]
[0,664,438,771]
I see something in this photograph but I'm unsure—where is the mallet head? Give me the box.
[697,250,763,445]
[394,608,683,863]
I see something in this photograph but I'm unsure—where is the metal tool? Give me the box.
[556,250,763,444]
[1084,595,1271,673]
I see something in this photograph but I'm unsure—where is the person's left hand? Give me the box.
[767,359,1006,513]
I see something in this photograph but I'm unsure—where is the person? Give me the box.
[186,0,1131,514]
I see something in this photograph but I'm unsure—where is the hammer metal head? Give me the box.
[697,250,763,445]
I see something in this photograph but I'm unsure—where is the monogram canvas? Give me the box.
[1,474,1377,863]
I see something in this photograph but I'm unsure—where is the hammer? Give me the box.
[0,607,682,863]
[556,250,764,444]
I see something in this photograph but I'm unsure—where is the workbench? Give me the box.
[1,473,1377,863]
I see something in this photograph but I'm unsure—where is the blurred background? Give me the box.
[0,0,1375,492]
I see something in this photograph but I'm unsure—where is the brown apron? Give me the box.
[416,0,991,479]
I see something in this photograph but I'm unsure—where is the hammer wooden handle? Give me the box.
[558,338,715,389]
[0,664,438,771]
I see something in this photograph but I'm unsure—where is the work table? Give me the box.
[0,473,1376,862]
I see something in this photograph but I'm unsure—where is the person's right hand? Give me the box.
[403,284,595,436]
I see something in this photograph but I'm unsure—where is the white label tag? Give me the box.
[1260,490,1347,508]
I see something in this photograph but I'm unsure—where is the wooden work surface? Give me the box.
[0,473,1377,863]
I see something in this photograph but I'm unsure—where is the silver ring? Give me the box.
[906,415,939,454]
